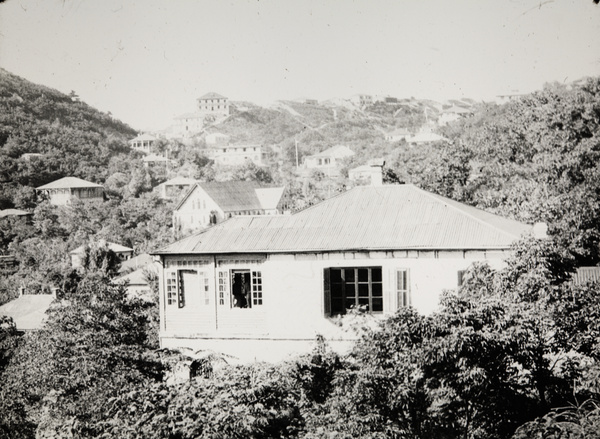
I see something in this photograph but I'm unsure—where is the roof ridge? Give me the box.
[411,185,528,239]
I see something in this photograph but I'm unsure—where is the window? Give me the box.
[396,269,410,307]
[217,269,263,309]
[165,269,210,308]
[325,267,383,315]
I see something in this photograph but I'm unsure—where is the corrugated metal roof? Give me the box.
[36,177,103,190]
[161,177,197,187]
[571,267,600,285]
[129,133,157,142]
[175,181,285,212]
[156,185,532,255]
[0,294,54,330]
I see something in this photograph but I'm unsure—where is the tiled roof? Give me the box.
[156,184,532,255]
[175,181,284,213]
[0,294,55,331]
[571,267,600,285]
[199,92,227,100]
[36,177,103,190]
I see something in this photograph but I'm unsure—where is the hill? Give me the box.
[0,68,137,208]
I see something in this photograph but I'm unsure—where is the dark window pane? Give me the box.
[331,269,342,282]
[358,297,369,307]
[345,269,355,282]
[346,284,356,298]
[372,282,382,296]
[358,283,369,297]
[372,298,383,312]
[331,298,344,314]
[358,268,368,282]
[372,268,382,282]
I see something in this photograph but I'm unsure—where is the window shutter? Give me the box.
[217,269,229,306]
[177,270,185,308]
[323,268,331,317]
[396,268,410,309]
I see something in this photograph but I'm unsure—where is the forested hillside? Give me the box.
[0,68,138,207]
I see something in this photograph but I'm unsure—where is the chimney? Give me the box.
[369,159,385,186]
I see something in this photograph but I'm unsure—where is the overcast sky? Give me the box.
[0,0,599,131]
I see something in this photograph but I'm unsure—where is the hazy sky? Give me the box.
[0,0,599,130]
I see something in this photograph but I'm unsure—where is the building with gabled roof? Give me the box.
[197,92,229,115]
[0,293,55,331]
[36,177,104,206]
[156,177,198,199]
[303,145,355,176]
[70,241,134,269]
[153,184,534,362]
[173,181,286,238]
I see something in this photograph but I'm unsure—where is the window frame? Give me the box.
[217,268,264,309]
[324,266,383,316]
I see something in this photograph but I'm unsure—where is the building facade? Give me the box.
[155,184,534,362]
[36,177,104,206]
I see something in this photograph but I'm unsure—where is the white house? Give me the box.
[154,184,533,362]
[36,177,104,206]
[385,128,411,142]
[303,145,355,176]
[173,181,286,237]
[156,177,197,200]
[197,92,229,115]
[205,132,230,146]
[438,105,474,126]
[70,242,134,269]
[129,133,157,154]
[206,144,264,166]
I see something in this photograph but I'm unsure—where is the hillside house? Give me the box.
[406,132,449,145]
[348,159,385,184]
[115,265,157,302]
[173,112,205,135]
[36,177,104,206]
[0,209,32,220]
[206,144,264,166]
[350,94,373,108]
[205,132,230,146]
[197,92,229,116]
[154,184,535,362]
[385,128,411,142]
[303,145,355,176]
[173,181,286,237]
[143,154,170,168]
[70,242,134,269]
[129,133,157,154]
[438,105,474,126]
[156,177,197,200]
[0,292,55,331]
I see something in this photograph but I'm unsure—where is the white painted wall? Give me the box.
[159,249,510,361]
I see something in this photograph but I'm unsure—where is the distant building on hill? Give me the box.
[129,133,157,154]
[0,290,56,331]
[36,177,104,206]
[303,145,355,176]
[350,94,373,108]
[156,177,198,200]
[438,105,474,126]
[207,144,264,166]
[172,92,230,137]
[205,132,230,146]
[385,128,411,142]
[173,181,286,237]
[70,241,134,269]
[348,159,385,185]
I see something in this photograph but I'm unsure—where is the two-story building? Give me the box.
[197,92,229,115]
[206,144,264,166]
[154,183,536,362]
[172,181,286,237]
[129,133,157,154]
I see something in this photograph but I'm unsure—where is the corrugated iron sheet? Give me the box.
[36,177,103,190]
[156,185,533,255]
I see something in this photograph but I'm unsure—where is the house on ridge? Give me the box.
[172,181,286,238]
[156,177,198,200]
[153,183,536,362]
[303,145,355,176]
[36,177,104,206]
[129,133,157,154]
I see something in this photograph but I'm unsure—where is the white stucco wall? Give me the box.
[158,249,510,361]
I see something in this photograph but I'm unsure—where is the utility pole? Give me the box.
[294,138,299,169]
